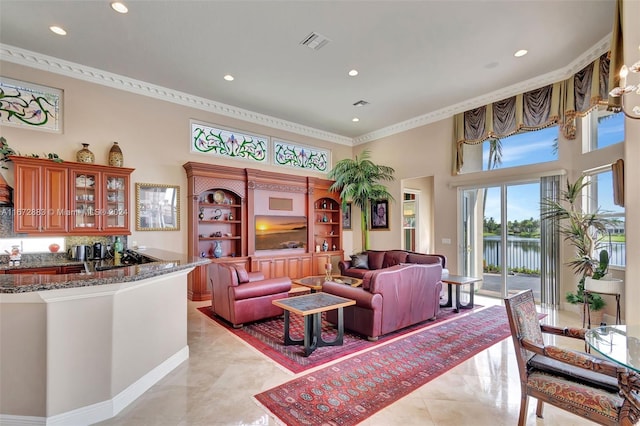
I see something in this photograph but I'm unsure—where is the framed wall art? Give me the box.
[0,77,63,133]
[370,199,389,230]
[136,183,180,231]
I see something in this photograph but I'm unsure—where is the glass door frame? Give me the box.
[402,190,419,252]
[459,179,542,301]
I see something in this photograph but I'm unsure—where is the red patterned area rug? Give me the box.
[197,304,482,374]
[253,305,517,426]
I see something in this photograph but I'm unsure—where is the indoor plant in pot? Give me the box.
[584,249,623,295]
[542,175,614,318]
[327,149,395,250]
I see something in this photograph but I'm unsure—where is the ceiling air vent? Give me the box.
[353,100,369,107]
[300,32,331,51]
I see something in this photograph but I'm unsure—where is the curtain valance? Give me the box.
[454,53,612,173]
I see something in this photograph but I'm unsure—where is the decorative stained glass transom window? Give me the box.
[0,77,63,133]
[191,121,268,163]
[273,140,330,172]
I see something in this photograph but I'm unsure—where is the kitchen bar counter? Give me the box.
[0,248,208,425]
[0,248,210,293]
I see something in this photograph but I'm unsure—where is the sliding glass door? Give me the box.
[461,181,542,301]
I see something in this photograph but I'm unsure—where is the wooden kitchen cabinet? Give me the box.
[7,267,59,275]
[11,156,133,236]
[60,265,85,274]
[12,156,68,234]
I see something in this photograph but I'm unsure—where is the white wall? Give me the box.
[622,0,639,325]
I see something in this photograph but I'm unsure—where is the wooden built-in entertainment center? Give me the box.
[183,162,344,301]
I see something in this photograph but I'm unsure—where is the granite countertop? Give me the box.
[0,248,211,294]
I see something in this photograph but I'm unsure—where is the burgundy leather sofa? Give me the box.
[338,249,446,279]
[322,262,443,340]
[210,262,291,328]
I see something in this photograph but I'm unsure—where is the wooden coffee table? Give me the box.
[272,292,356,356]
[293,275,363,292]
[440,274,482,312]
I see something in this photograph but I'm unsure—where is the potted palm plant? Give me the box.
[542,175,615,316]
[327,150,395,250]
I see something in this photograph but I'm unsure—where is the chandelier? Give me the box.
[609,45,640,119]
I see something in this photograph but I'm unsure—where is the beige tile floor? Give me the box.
[96,295,599,426]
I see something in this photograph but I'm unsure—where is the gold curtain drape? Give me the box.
[454,0,625,175]
[454,53,612,173]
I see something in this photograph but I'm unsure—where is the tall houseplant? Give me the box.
[541,175,613,312]
[327,150,395,250]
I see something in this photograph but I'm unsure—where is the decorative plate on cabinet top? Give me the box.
[213,190,225,204]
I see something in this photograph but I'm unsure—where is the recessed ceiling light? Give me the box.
[223,74,234,81]
[49,26,67,36]
[111,2,128,13]
[352,117,360,122]
[348,69,359,77]
[514,49,528,57]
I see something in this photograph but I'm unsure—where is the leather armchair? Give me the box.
[210,263,291,328]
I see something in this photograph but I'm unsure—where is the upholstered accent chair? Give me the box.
[209,262,291,328]
[505,289,640,426]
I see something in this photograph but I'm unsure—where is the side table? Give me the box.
[440,274,481,312]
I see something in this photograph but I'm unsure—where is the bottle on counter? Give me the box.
[114,237,124,265]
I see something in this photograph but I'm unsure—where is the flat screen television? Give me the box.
[255,215,307,250]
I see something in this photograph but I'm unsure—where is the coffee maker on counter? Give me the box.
[92,242,106,260]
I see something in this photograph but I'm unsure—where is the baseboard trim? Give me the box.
[0,345,189,426]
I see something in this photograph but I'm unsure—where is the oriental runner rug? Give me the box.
[253,305,521,426]
[197,304,481,374]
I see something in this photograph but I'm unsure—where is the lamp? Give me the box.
[608,45,640,119]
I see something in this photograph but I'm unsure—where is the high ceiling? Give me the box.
[0,0,615,142]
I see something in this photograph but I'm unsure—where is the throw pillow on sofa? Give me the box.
[351,253,369,269]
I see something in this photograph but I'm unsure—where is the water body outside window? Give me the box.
[463,182,542,302]
[460,126,558,303]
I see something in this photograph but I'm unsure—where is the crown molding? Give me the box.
[0,44,353,146]
[1,35,610,148]
[353,34,611,145]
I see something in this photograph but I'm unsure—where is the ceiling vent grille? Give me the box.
[300,32,331,50]
[353,100,369,107]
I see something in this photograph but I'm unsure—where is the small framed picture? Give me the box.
[342,202,352,230]
[370,199,389,230]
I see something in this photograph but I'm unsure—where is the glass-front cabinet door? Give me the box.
[103,172,128,232]
[70,169,99,232]
[68,165,131,235]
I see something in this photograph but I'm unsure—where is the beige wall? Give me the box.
[353,119,456,263]
[0,61,352,254]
